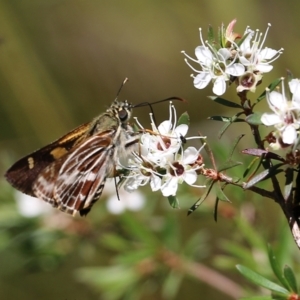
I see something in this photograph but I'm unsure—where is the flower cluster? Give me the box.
[182,20,283,96]
[121,102,205,198]
[261,78,300,150]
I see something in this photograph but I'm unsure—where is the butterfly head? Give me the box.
[109,100,133,124]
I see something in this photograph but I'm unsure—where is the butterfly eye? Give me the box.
[118,109,128,121]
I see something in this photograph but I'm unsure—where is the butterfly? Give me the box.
[5,99,139,217]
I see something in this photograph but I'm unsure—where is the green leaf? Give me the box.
[210,114,245,138]
[245,112,263,125]
[121,214,157,245]
[283,265,298,293]
[76,265,139,297]
[101,233,130,252]
[219,22,225,47]
[162,271,184,299]
[287,70,294,83]
[218,160,242,172]
[218,121,232,139]
[236,265,290,295]
[243,157,260,179]
[216,187,230,202]
[188,180,214,215]
[236,30,251,47]
[116,249,154,264]
[209,96,242,108]
[209,116,245,122]
[168,195,180,209]
[229,134,245,159]
[207,24,215,45]
[244,164,284,189]
[220,240,255,263]
[235,217,266,250]
[239,297,272,300]
[177,111,190,127]
[284,167,294,200]
[267,245,290,291]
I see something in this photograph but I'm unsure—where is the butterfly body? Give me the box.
[5,100,138,216]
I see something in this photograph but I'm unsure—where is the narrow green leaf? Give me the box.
[209,96,242,108]
[218,160,242,172]
[219,22,225,47]
[188,180,214,215]
[216,187,230,202]
[236,265,290,295]
[243,157,260,178]
[236,31,251,47]
[209,115,244,122]
[221,240,255,262]
[229,134,245,159]
[239,297,272,300]
[218,121,232,139]
[283,265,298,293]
[207,24,215,44]
[168,195,180,209]
[121,214,157,245]
[284,167,294,200]
[162,271,183,299]
[214,197,219,222]
[244,164,284,189]
[217,114,245,138]
[116,249,154,264]
[177,111,190,126]
[246,112,263,125]
[235,217,266,250]
[101,233,130,251]
[267,245,290,291]
[287,70,294,82]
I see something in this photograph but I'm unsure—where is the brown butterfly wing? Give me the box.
[32,130,116,216]
[5,122,91,196]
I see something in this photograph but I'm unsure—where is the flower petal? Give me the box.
[193,72,211,89]
[158,120,172,134]
[213,76,226,96]
[195,46,213,64]
[161,177,178,197]
[261,113,281,126]
[183,170,197,185]
[150,175,161,191]
[174,124,188,137]
[182,147,198,164]
[268,91,285,111]
[282,125,297,144]
[226,63,245,76]
[259,48,278,60]
[255,64,273,73]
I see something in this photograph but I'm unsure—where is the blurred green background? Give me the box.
[1,1,300,299]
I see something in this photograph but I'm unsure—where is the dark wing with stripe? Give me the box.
[5,122,91,196]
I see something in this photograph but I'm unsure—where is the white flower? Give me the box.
[104,180,146,214]
[15,191,52,217]
[238,24,283,74]
[236,72,262,93]
[136,102,188,165]
[122,147,162,193]
[160,147,202,197]
[261,79,300,146]
[182,28,244,95]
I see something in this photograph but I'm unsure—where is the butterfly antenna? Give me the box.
[115,78,129,100]
[134,96,186,127]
